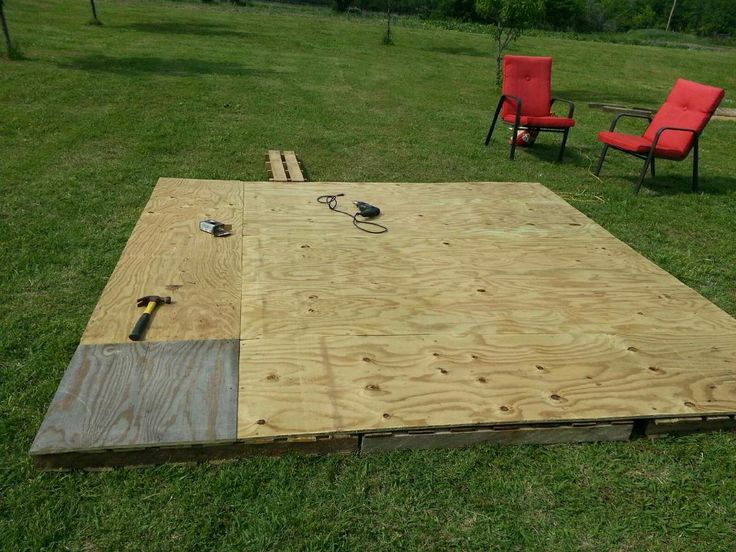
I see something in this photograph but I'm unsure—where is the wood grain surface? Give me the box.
[282,151,305,182]
[31,340,239,454]
[237,181,736,440]
[35,178,736,458]
[241,181,610,238]
[268,151,287,181]
[237,332,736,439]
[82,178,243,344]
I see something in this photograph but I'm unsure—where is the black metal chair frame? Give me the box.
[484,95,575,162]
[594,113,701,194]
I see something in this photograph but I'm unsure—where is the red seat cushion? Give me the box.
[503,114,575,128]
[642,79,725,158]
[597,131,685,159]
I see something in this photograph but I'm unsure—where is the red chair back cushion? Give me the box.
[502,55,552,119]
[644,78,725,158]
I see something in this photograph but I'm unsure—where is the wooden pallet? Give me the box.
[266,150,305,182]
[644,415,736,438]
[361,421,634,453]
[30,178,736,470]
[588,102,654,117]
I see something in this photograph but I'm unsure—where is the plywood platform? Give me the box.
[31,179,736,469]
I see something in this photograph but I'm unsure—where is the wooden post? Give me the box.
[0,0,13,57]
[666,0,677,32]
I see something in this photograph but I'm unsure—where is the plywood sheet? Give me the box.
[237,333,736,439]
[241,181,610,239]
[82,178,243,344]
[241,235,735,339]
[31,340,239,455]
[33,179,736,467]
[237,181,736,440]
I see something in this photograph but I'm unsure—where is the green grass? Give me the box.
[2,0,736,549]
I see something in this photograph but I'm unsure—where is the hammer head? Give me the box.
[136,295,172,307]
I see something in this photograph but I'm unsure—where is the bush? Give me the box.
[332,0,351,11]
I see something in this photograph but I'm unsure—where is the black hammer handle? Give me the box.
[129,312,151,341]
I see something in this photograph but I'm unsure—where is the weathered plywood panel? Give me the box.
[31,340,239,455]
[361,423,634,453]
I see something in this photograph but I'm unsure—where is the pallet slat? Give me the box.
[361,423,634,453]
[282,151,305,182]
[267,150,288,181]
[644,416,736,437]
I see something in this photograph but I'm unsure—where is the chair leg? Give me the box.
[509,122,519,160]
[594,145,608,176]
[650,156,655,178]
[557,128,569,162]
[692,135,699,192]
[485,97,504,147]
[634,150,655,194]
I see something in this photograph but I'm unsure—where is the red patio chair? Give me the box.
[594,78,724,194]
[484,55,575,161]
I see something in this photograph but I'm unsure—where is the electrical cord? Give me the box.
[316,194,388,234]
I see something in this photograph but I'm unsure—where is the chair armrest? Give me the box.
[650,126,699,149]
[498,94,522,126]
[550,97,575,119]
[500,94,522,114]
[608,112,652,132]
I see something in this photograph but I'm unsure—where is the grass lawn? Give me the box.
[2,0,736,549]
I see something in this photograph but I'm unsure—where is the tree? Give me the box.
[89,0,101,25]
[383,0,393,44]
[0,0,19,59]
[665,0,676,31]
[475,0,544,85]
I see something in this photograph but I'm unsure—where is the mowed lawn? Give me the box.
[2,0,736,549]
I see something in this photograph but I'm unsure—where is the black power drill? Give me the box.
[353,200,380,218]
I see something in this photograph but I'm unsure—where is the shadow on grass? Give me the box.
[487,140,588,166]
[118,22,251,39]
[425,46,490,58]
[57,55,273,77]
[635,173,736,196]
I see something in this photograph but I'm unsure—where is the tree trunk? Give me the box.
[0,0,12,57]
[90,0,100,24]
[383,0,392,45]
[495,23,503,86]
[666,0,677,31]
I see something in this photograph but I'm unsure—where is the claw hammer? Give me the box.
[129,295,171,341]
